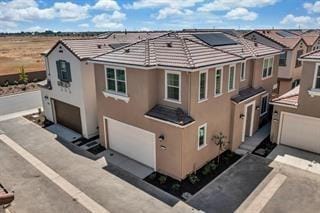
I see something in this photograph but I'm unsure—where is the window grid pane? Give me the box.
[215,69,222,95]
[166,73,180,101]
[167,86,179,100]
[167,74,179,87]
[200,72,206,99]
[241,63,245,80]
[229,67,235,90]
[198,127,205,147]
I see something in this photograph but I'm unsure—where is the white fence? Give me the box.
[0,90,42,116]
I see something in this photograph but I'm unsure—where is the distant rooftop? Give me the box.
[300,49,320,60]
[271,86,300,107]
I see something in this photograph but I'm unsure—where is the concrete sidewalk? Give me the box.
[0,117,189,213]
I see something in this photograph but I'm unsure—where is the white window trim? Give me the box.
[198,70,208,103]
[197,123,207,150]
[165,70,181,104]
[309,63,320,97]
[240,61,246,82]
[262,56,274,80]
[214,67,223,97]
[104,65,128,97]
[260,93,269,116]
[228,64,236,93]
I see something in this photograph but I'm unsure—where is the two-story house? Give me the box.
[270,49,320,154]
[39,32,165,139]
[245,30,308,95]
[90,31,280,180]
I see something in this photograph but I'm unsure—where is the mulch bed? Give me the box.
[144,150,241,200]
[0,83,39,97]
[252,136,277,157]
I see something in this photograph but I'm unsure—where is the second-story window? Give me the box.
[56,60,71,82]
[295,50,303,67]
[199,70,207,102]
[240,62,246,81]
[165,71,181,103]
[106,67,127,95]
[262,57,273,79]
[279,51,287,66]
[313,65,320,90]
[214,68,223,96]
[228,65,235,92]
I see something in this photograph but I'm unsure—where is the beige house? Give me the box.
[245,30,310,95]
[270,49,320,154]
[90,31,281,180]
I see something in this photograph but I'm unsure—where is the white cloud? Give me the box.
[92,11,126,29]
[53,2,90,21]
[198,0,278,12]
[156,8,193,20]
[78,23,90,28]
[125,0,204,9]
[225,8,257,21]
[25,26,46,32]
[280,14,313,28]
[93,0,120,11]
[304,1,320,13]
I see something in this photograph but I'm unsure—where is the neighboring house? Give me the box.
[301,31,320,52]
[244,30,309,95]
[270,50,320,154]
[90,31,281,180]
[39,32,165,139]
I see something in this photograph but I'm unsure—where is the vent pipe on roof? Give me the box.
[97,44,102,49]
[167,42,172,48]
[124,49,130,53]
[254,42,258,47]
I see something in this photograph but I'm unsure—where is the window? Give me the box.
[165,71,181,102]
[106,67,127,95]
[214,68,223,96]
[279,51,287,66]
[292,79,300,88]
[240,62,246,81]
[198,124,207,150]
[199,70,207,102]
[262,57,273,79]
[260,94,269,116]
[56,60,71,82]
[313,65,320,89]
[295,50,303,67]
[228,65,235,92]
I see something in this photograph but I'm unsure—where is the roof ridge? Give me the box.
[179,36,195,68]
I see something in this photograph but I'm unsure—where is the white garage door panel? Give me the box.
[280,113,320,153]
[107,118,156,169]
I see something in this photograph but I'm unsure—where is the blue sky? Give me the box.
[0,0,320,32]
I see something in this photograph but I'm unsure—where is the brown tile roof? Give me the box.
[92,32,280,70]
[300,49,320,60]
[271,86,299,107]
[301,31,320,46]
[255,30,303,49]
[46,32,167,60]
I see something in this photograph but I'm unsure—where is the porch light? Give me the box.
[240,114,245,119]
[160,145,167,150]
[274,111,278,116]
[158,134,165,141]
[256,106,260,110]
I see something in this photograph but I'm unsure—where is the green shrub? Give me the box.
[158,175,167,185]
[3,80,9,87]
[209,161,217,171]
[14,80,19,85]
[19,66,28,85]
[188,174,200,185]
[171,183,180,192]
[148,173,157,181]
[201,164,212,176]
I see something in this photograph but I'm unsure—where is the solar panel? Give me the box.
[192,33,239,47]
[276,31,295,38]
[109,43,130,49]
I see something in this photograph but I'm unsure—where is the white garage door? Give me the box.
[106,118,156,169]
[279,112,320,153]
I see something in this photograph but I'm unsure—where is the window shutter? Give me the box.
[66,62,72,82]
[56,60,62,80]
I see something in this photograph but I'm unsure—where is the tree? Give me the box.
[19,66,28,85]
[213,132,229,165]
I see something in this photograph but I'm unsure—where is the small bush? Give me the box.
[201,164,212,176]
[188,174,200,185]
[158,175,167,185]
[209,161,217,171]
[148,173,157,181]
[33,78,38,82]
[14,80,19,85]
[3,80,9,87]
[171,183,180,192]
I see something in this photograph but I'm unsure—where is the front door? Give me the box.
[242,101,256,142]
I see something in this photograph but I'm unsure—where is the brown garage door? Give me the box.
[53,99,82,134]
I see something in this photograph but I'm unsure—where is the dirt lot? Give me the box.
[0,36,60,75]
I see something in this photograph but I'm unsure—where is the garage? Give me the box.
[105,117,156,169]
[53,99,82,134]
[278,112,320,153]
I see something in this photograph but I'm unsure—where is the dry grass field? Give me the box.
[0,36,60,75]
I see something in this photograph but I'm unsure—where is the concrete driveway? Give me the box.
[187,154,273,213]
[0,117,191,213]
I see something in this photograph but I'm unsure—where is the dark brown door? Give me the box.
[53,99,82,134]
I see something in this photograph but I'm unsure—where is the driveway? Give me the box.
[187,154,273,213]
[0,117,190,213]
